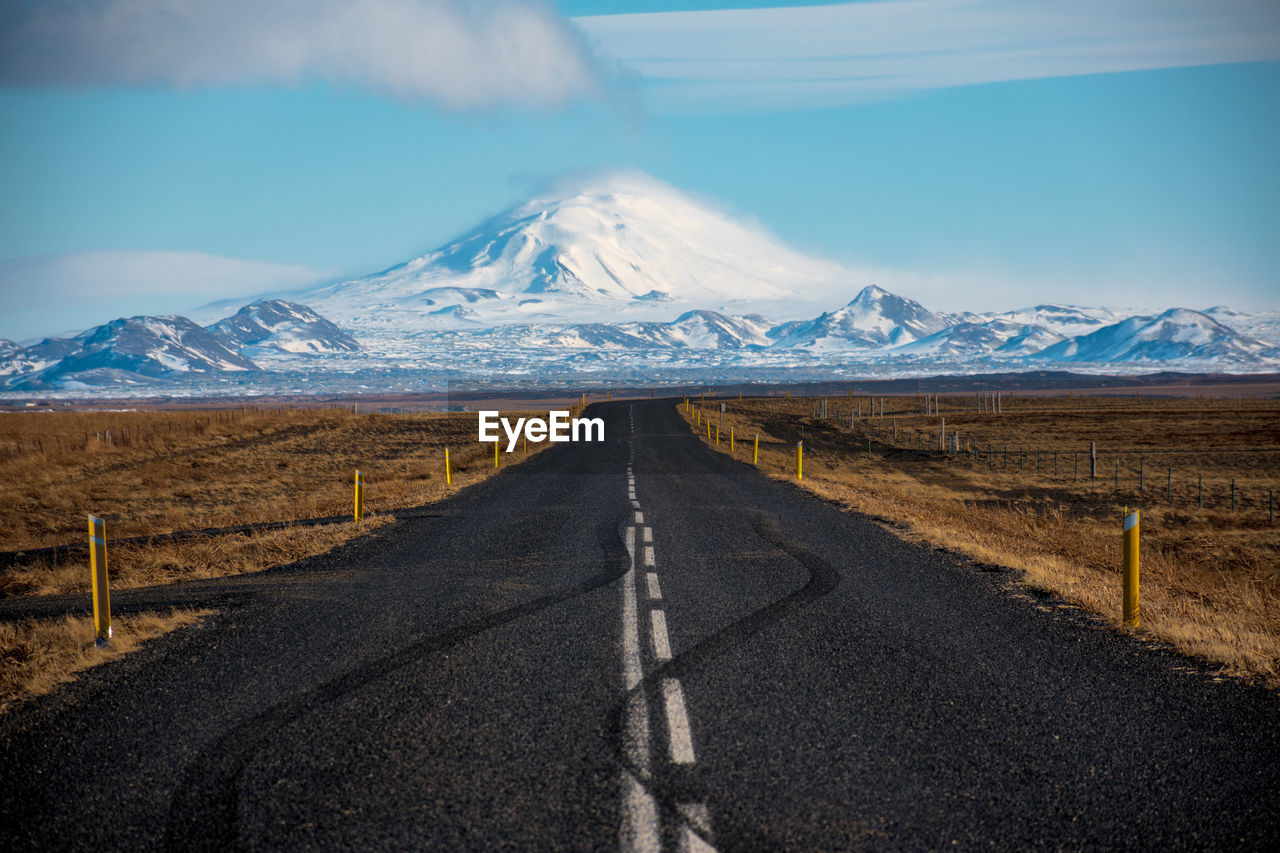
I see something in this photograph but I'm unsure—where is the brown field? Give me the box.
[0,406,554,596]
[0,609,211,713]
[683,393,1280,684]
[0,405,557,709]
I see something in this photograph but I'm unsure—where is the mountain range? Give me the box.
[2,173,1277,394]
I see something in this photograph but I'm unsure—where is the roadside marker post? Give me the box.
[354,470,364,522]
[1123,509,1140,627]
[495,439,500,468]
[88,514,111,646]
[796,442,803,479]
[730,428,734,452]
[445,449,452,486]
[753,434,759,466]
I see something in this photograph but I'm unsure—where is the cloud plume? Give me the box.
[0,0,600,108]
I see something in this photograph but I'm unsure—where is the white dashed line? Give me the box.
[643,546,655,567]
[634,511,644,524]
[620,526,659,852]
[646,572,662,600]
[678,804,715,853]
[642,527,653,543]
[663,679,697,764]
[650,610,672,660]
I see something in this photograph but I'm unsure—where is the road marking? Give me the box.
[678,804,715,853]
[651,609,672,660]
[634,511,644,524]
[621,525,660,851]
[632,500,641,509]
[643,546,655,567]
[622,773,659,853]
[623,528,643,689]
[646,572,662,600]
[663,678,697,764]
[642,526,653,543]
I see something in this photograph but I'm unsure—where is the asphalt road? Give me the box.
[2,399,1278,850]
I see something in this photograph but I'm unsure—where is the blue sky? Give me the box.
[1,0,1278,340]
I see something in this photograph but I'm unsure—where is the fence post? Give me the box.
[354,470,364,522]
[939,416,945,452]
[1090,441,1096,480]
[796,442,803,479]
[1123,509,1140,628]
[88,515,111,646]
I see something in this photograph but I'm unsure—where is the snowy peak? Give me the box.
[1033,308,1271,364]
[207,299,360,355]
[301,172,846,331]
[987,304,1125,336]
[770,285,947,350]
[894,318,1066,358]
[7,315,256,390]
[665,310,772,349]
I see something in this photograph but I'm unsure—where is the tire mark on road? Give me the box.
[610,513,842,851]
[165,529,629,852]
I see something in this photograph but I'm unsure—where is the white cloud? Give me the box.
[575,0,1280,110]
[0,0,600,108]
[0,250,331,341]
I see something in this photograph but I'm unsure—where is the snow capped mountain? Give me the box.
[980,304,1130,336]
[0,336,81,383]
[207,299,361,355]
[894,319,1066,358]
[299,172,846,336]
[6,315,256,390]
[1032,308,1273,364]
[1203,305,1280,346]
[4,173,1277,396]
[769,285,948,351]
[660,311,773,349]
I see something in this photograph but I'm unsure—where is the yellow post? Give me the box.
[354,470,364,522]
[706,420,711,439]
[716,425,720,446]
[445,449,452,485]
[1123,509,1140,627]
[753,434,759,465]
[730,428,734,452]
[494,438,499,468]
[787,389,790,399]
[796,442,803,479]
[88,514,110,645]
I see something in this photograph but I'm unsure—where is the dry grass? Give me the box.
[0,407,552,597]
[683,394,1280,684]
[0,608,211,712]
